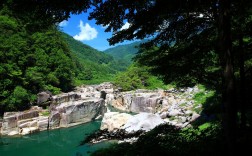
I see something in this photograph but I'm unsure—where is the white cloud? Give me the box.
[73,20,98,41]
[120,22,130,30]
[59,20,68,27]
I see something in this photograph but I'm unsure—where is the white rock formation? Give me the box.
[49,98,106,128]
[100,112,132,131]
[123,113,165,133]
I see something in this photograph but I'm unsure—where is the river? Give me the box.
[0,120,113,156]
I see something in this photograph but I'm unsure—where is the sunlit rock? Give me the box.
[49,98,106,128]
[100,112,132,131]
[123,113,165,133]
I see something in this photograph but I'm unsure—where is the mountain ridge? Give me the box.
[103,40,146,65]
[61,32,128,84]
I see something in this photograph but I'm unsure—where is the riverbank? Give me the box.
[0,82,211,156]
[1,82,205,137]
[0,120,117,156]
[0,82,112,136]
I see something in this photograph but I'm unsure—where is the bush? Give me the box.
[91,123,224,156]
[114,64,166,91]
[5,86,31,111]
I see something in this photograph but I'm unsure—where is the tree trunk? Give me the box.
[239,35,246,128]
[219,0,237,155]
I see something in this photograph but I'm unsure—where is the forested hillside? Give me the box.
[102,40,166,91]
[114,63,167,91]
[0,8,79,114]
[61,33,128,85]
[103,40,145,65]
[0,2,127,115]
[1,0,252,155]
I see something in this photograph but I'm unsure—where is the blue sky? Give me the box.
[59,12,133,51]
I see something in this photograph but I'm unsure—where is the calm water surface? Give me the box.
[0,121,112,156]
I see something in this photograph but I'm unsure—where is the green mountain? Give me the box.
[103,40,145,65]
[61,32,127,85]
[0,12,80,113]
[62,33,113,65]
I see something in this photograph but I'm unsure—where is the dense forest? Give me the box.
[103,40,146,66]
[87,0,252,155]
[0,7,77,113]
[0,0,155,115]
[104,41,166,91]
[1,0,252,155]
[0,1,128,115]
[62,32,128,85]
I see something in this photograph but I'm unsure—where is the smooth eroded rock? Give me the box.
[123,113,165,133]
[100,112,132,131]
[50,98,106,128]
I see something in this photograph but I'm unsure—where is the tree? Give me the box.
[89,0,221,87]
[1,0,91,32]
[114,63,165,91]
[0,4,80,114]
[231,0,252,128]
[87,0,252,154]
[0,0,129,114]
[218,0,236,153]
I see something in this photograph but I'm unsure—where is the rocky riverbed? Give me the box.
[0,82,202,137]
[0,83,112,136]
[104,85,202,130]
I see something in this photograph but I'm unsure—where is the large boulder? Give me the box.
[123,113,165,133]
[1,110,39,135]
[37,91,52,104]
[130,94,161,113]
[100,112,132,131]
[110,92,162,113]
[96,82,114,93]
[49,98,106,128]
[52,92,81,104]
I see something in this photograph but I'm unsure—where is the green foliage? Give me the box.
[61,32,128,85]
[0,3,132,114]
[198,122,211,131]
[0,7,78,114]
[88,0,252,137]
[5,86,31,111]
[43,85,61,95]
[192,84,220,114]
[135,37,221,87]
[114,64,166,91]
[2,0,91,33]
[61,33,113,65]
[103,40,146,66]
[41,110,50,116]
[91,123,224,156]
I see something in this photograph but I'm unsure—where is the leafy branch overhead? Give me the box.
[87,0,252,154]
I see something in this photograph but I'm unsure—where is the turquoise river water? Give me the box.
[0,121,113,156]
